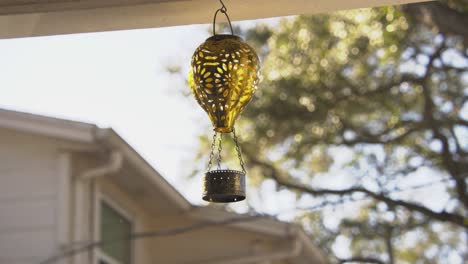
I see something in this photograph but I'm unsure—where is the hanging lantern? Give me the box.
[188,0,260,203]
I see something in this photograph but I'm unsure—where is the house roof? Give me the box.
[0,107,326,263]
[0,0,429,39]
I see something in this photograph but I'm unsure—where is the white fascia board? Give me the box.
[189,206,294,237]
[0,107,325,261]
[189,206,326,263]
[0,108,97,143]
[0,0,431,39]
[96,128,192,212]
[0,108,191,211]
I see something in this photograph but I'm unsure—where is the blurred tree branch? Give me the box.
[189,0,468,262]
[338,256,386,264]
[247,152,467,228]
[403,2,468,42]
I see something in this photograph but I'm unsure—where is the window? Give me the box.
[98,201,132,264]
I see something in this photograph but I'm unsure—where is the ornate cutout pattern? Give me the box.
[189,35,260,133]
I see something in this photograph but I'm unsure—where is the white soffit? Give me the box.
[0,0,430,39]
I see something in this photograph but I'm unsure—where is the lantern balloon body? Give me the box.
[189,35,260,133]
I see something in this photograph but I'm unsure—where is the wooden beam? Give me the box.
[0,0,430,39]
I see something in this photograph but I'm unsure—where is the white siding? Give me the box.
[0,129,60,264]
[0,121,319,264]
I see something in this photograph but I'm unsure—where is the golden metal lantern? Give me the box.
[188,35,260,133]
[188,1,260,203]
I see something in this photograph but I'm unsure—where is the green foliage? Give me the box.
[191,1,467,263]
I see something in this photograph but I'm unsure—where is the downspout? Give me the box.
[202,228,302,264]
[73,150,123,264]
[79,151,124,180]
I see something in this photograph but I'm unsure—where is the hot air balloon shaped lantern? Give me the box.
[188,0,260,203]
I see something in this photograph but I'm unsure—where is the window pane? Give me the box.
[100,201,131,264]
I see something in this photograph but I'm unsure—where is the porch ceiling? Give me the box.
[0,0,430,39]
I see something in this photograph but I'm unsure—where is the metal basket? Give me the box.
[202,169,245,203]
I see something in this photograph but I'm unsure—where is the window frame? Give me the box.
[93,190,134,264]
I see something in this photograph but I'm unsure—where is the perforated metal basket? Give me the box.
[202,169,245,203]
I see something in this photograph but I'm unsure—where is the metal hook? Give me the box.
[212,0,234,35]
[219,0,227,12]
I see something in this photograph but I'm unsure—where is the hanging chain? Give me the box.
[207,128,245,173]
[217,133,223,169]
[212,0,234,35]
[232,127,246,174]
[207,132,217,172]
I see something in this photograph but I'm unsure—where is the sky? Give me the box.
[0,19,296,212]
[0,15,336,255]
[0,21,355,258]
[0,24,211,200]
[0,17,359,216]
[0,17,361,230]
[0,12,452,212]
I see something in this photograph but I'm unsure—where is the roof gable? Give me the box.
[0,107,325,262]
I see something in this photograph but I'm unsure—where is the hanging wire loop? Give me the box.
[212,0,234,36]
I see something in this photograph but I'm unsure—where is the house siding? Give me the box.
[0,111,323,264]
[0,129,61,264]
[0,128,156,264]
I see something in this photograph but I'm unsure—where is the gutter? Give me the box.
[188,207,327,264]
[0,108,326,263]
[188,206,288,237]
[72,149,123,264]
[218,238,301,264]
[199,229,302,264]
[78,151,124,180]
[94,128,192,211]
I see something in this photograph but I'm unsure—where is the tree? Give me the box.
[193,1,467,263]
